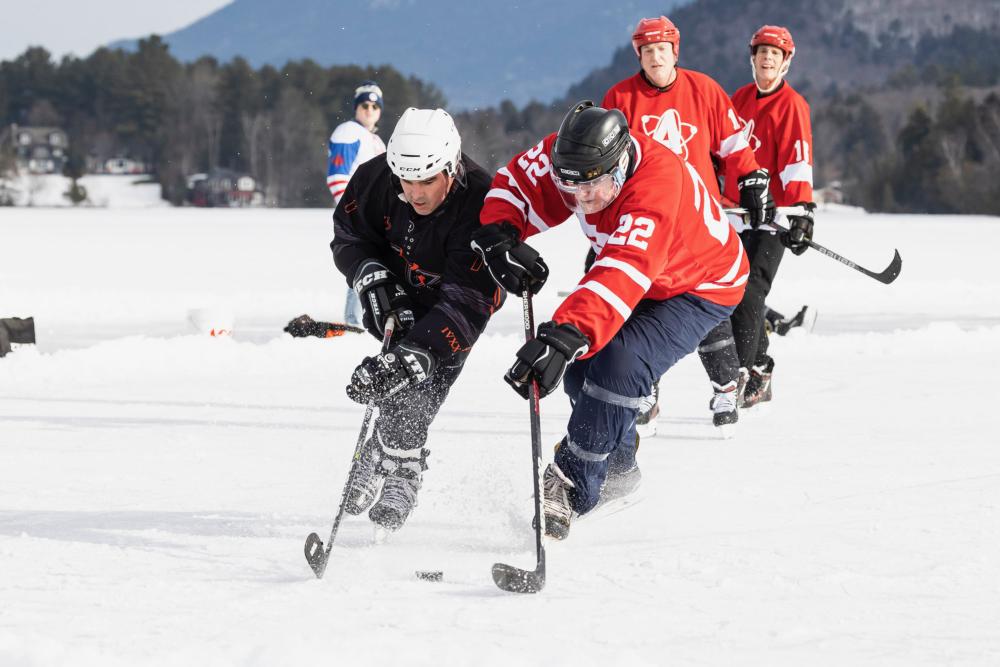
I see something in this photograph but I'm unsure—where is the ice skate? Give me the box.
[709,380,739,438]
[541,463,575,540]
[368,451,426,531]
[741,359,774,408]
[635,381,660,438]
[344,437,384,515]
[774,305,817,336]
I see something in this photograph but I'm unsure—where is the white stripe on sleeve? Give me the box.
[591,256,653,291]
[577,280,632,320]
[718,128,751,158]
[496,167,550,232]
[779,161,813,188]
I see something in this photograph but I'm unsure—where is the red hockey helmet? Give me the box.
[750,25,795,58]
[632,16,680,57]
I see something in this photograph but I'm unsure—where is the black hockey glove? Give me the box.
[505,321,589,399]
[346,342,438,404]
[471,222,549,296]
[283,314,364,338]
[781,203,815,256]
[737,169,776,229]
[352,260,416,340]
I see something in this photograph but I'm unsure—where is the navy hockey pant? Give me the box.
[732,230,786,370]
[554,293,734,514]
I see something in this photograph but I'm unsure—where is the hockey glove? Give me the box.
[346,342,438,404]
[471,222,549,296]
[781,203,815,256]
[505,321,589,399]
[352,260,416,340]
[737,169,776,229]
[283,314,363,338]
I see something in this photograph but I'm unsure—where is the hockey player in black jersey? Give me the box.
[330,107,504,531]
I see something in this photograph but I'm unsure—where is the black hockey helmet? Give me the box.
[551,101,632,183]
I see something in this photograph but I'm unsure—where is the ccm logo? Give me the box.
[354,270,387,291]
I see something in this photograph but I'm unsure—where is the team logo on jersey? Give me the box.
[640,109,698,160]
[741,118,762,152]
[391,242,442,289]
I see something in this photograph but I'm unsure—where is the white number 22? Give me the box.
[517,139,551,186]
[607,214,655,250]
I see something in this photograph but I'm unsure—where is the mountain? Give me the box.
[109,0,686,110]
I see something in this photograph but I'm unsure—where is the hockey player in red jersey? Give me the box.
[470,101,748,539]
[603,16,774,440]
[721,25,815,408]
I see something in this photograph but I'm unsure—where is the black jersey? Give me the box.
[331,154,504,361]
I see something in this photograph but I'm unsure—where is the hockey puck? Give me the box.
[415,570,443,582]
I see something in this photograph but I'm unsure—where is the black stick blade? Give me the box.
[874,250,902,285]
[492,562,545,594]
[304,532,328,579]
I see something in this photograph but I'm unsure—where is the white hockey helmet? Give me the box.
[387,108,462,180]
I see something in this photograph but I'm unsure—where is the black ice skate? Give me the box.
[542,463,575,540]
[344,437,384,515]
[368,452,426,531]
[768,305,817,336]
[741,359,774,408]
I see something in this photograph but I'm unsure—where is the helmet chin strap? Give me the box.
[750,55,790,94]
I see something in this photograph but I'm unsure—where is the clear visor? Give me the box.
[551,157,627,215]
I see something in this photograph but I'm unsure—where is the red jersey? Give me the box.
[480,133,748,356]
[602,70,759,201]
[723,82,813,206]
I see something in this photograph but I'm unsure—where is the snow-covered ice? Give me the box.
[2,205,999,666]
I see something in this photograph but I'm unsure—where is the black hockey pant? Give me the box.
[732,230,786,370]
[697,319,740,389]
[370,352,467,467]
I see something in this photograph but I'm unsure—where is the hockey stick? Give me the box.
[491,291,547,594]
[304,316,397,579]
[725,206,903,285]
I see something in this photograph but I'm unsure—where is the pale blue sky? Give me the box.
[0,0,231,61]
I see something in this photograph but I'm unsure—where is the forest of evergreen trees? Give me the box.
[0,37,444,206]
[2,31,999,214]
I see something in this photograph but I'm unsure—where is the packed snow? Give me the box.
[1,205,999,666]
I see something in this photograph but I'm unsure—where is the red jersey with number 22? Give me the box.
[480,133,748,356]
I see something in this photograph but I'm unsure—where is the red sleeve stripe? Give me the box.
[577,280,631,320]
[591,256,653,291]
[495,167,551,232]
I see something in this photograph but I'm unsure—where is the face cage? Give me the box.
[551,160,627,215]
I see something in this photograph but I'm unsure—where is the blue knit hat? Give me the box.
[354,81,383,109]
